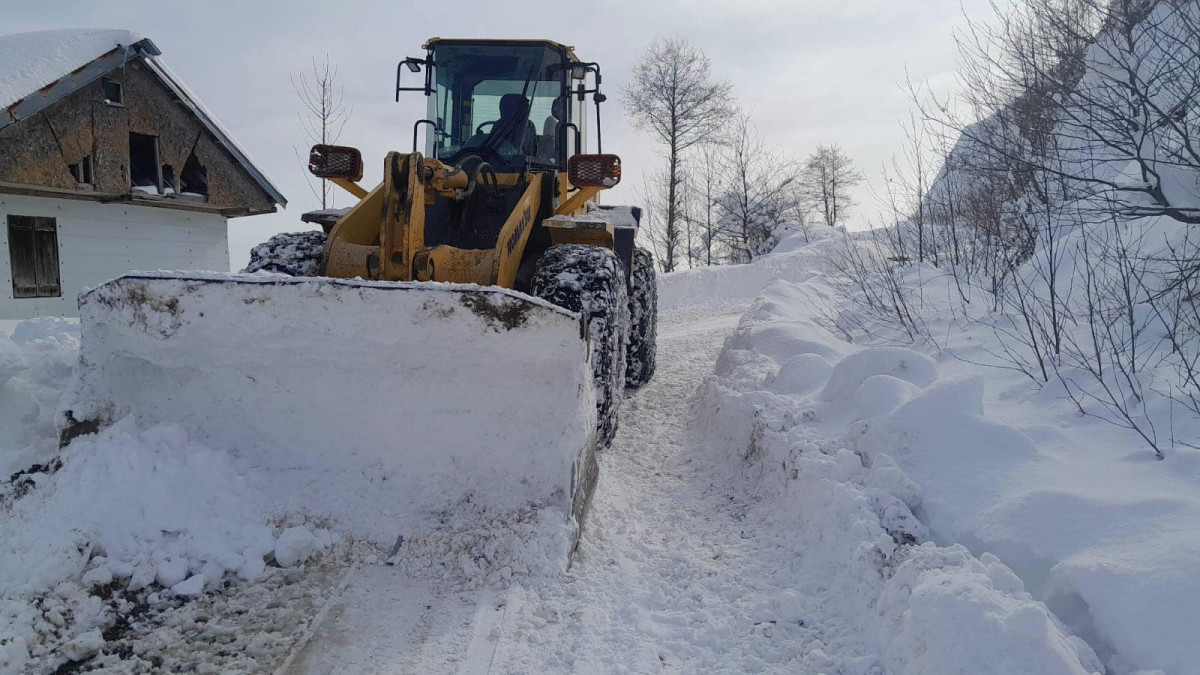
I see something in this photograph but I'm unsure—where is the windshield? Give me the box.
[429,43,571,169]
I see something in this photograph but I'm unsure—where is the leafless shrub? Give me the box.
[819,232,933,345]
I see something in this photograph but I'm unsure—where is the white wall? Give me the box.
[0,194,229,320]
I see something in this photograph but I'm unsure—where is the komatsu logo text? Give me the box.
[507,207,532,254]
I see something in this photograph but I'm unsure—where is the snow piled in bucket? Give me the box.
[62,272,595,548]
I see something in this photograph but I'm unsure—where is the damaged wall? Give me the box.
[0,59,275,214]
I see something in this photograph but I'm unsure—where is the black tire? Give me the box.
[532,245,629,447]
[625,247,658,387]
[243,231,328,276]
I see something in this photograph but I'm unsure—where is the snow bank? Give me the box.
[858,348,1200,673]
[0,318,79,476]
[63,273,595,551]
[0,29,142,110]
[657,230,844,312]
[2,420,278,597]
[711,227,1200,673]
[879,545,1100,674]
[810,222,1200,673]
[696,245,1104,673]
[0,417,336,671]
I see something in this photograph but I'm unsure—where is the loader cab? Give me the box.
[399,39,599,171]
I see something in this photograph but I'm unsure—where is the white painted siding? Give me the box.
[0,194,229,319]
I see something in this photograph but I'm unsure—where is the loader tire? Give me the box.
[243,231,328,276]
[625,246,658,387]
[532,244,629,447]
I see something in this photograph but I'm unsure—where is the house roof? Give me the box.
[0,29,144,111]
[0,28,285,207]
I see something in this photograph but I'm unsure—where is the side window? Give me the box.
[101,78,123,105]
[7,215,61,299]
[68,156,93,185]
[432,82,455,157]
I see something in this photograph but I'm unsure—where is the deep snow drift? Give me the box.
[821,250,1200,675]
[685,243,1101,673]
[767,223,1200,673]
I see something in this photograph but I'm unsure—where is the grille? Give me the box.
[309,145,363,181]
[568,154,621,187]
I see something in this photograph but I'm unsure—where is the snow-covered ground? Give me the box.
[2,231,1194,672]
[834,258,1200,675]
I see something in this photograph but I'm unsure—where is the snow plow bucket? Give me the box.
[61,273,598,557]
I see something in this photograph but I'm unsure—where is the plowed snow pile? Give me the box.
[63,273,593,546]
[1,273,594,672]
[695,272,1101,673]
[700,227,1200,674]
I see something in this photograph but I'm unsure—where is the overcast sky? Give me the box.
[6,0,1005,268]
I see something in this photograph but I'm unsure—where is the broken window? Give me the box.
[68,156,93,185]
[179,151,208,196]
[129,132,161,193]
[7,215,61,299]
[102,78,123,105]
[161,164,176,194]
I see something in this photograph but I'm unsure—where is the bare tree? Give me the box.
[684,142,726,266]
[930,0,1200,226]
[900,0,1200,458]
[294,55,352,210]
[622,37,735,272]
[635,168,672,271]
[712,112,797,263]
[802,144,864,227]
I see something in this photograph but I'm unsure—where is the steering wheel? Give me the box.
[475,120,497,135]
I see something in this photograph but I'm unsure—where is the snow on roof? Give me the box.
[0,28,286,208]
[0,28,143,110]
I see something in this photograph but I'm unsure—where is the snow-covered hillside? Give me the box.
[1,228,1195,672]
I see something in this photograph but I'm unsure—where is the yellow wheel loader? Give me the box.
[61,39,657,559]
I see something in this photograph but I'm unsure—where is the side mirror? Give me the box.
[568,154,621,188]
[396,55,433,100]
[309,144,363,181]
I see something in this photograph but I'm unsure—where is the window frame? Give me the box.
[129,132,163,194]
[428,43,571,168]
[101,78,124,106]
[68,156,94,185]
[6,215,62,299]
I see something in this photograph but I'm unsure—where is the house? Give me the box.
[0,29,285,320]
